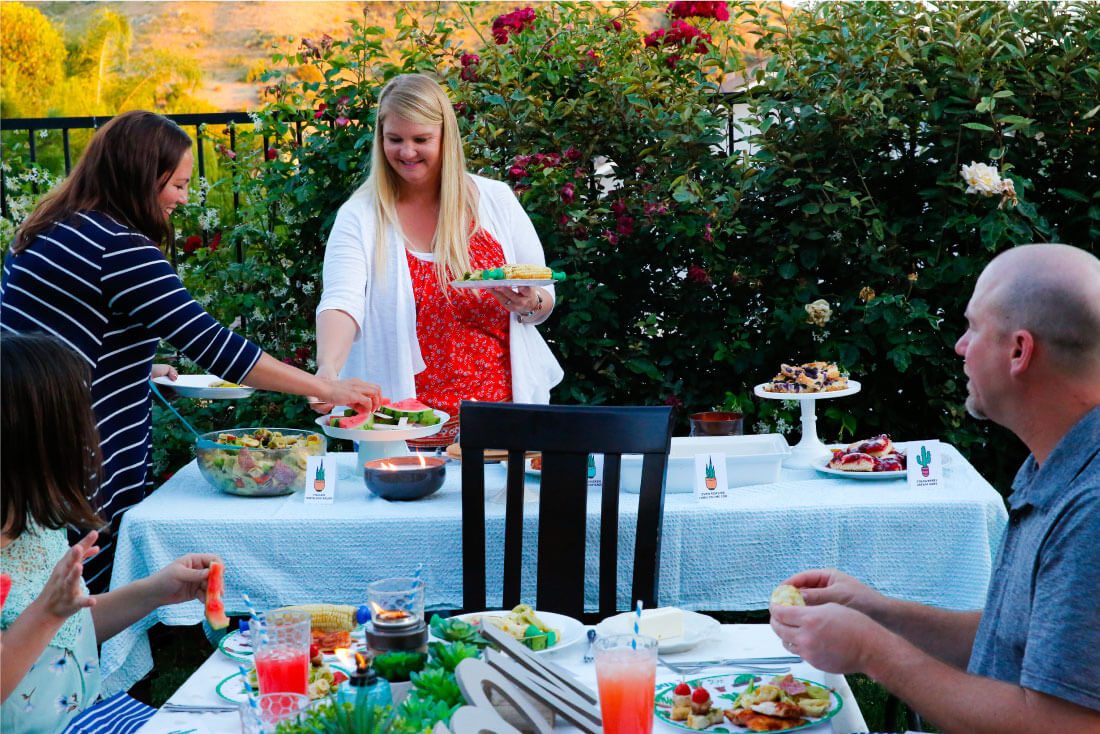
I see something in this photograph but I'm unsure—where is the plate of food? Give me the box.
[655,673,842,732]
[216,660,350,703]
[317,402,449,443]
[595,607,720,654]
[429,605,584,655]
[815,435,907,480]
[153,374,255,399]
[449,264,565,289]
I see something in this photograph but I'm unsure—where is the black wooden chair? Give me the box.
[460,402,675,620]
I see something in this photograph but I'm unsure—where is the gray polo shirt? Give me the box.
[968,405,1100,711]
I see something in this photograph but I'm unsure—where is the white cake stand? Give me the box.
[315,410,449,465]
[753,381,861,468]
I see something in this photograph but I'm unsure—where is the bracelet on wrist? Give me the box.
[520,292,544,321]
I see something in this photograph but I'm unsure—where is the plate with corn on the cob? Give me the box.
[217,603,366,662]
[450,264,565,288]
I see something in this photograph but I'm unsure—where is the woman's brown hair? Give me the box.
[12,110,191,253]
[1,333,105,539]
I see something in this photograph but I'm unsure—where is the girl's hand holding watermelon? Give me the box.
[89,553,224,642]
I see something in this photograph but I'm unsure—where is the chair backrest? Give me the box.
[460,402,675,619]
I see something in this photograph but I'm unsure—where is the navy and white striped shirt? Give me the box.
[0,211,262,591]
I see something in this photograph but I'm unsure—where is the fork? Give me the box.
[658,657,790,676]
[162,703,240,713]
[582,629,596,663]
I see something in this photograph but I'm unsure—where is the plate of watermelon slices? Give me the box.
[316,399,450,443]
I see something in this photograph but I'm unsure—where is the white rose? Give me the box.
[804,298,832,327]
[960,162,1003,197]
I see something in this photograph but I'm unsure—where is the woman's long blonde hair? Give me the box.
[357,74,479,288]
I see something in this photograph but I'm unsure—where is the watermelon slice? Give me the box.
[205,561,229,631]
[380,398,437,423]
[336,411,372,430]
[0,573,11,610]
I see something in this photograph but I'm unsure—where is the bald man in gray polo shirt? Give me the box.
[770,244,1100,733]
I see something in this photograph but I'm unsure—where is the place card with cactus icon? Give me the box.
[693,453,729,501]
[304,455,336,503]
[906,440,943,489]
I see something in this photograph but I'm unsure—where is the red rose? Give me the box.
[668,1,729,21]
[209,232,222,252]
[513,155,531,167]
[314,103,328,120]
[664,394,684,409]
[575,167,587,179]
[560,183,575,203]
[564,147,582,161]
[460,53,480,66]
[334,115,350,127]
[492,7,537,44]
[611,199,627,216]
[616,215,634,236]
[608,19,623,32]
[295,346,312,362]
[687,265,712,284]
[183,235,202,253]
[603,230,619,245]
[509,166,527,179]
[266,147,277,161]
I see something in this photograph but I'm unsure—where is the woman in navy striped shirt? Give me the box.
[0,111,382,592]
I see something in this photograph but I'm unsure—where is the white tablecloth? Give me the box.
[102,446,1007,696]
[137,623,869,733]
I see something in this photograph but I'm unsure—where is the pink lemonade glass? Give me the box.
[594,633,659,734]
[252,610,311,696]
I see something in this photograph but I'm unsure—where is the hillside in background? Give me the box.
[25,1,683,112]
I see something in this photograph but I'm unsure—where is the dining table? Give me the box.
[101,444,1007,698]
[137,622,872,733]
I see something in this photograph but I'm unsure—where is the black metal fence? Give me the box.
[0,112,319,264]
[1,97,750,261]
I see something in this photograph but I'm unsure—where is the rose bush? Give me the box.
[4,2,1097,492]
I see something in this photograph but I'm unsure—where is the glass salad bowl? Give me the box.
[195,428,326,497]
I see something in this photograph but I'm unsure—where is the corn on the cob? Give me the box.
[502,264,551,279]
[273,603,356,632]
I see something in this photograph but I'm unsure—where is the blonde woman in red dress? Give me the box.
[314,74,562,441]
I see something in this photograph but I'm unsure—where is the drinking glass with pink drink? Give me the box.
[594,633,658,734]
[252,610,311,696]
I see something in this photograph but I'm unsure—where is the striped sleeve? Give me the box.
[99,233,262,383]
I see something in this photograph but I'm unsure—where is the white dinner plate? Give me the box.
[153,374,255,399]
[217,629,368,663]
[595,609,721,653]
[316,410,449,442]
[753,379,861,400]
[431,610,585,655]
[449,278,557,289]
[815,462,906,480]
[216,665,350,703]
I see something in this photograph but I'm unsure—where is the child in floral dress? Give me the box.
[1,333,221,733]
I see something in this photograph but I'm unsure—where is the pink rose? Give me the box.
[560,183,575,203]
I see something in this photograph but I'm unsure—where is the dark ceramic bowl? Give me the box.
[363,456,447,501]
[688,411,745,437]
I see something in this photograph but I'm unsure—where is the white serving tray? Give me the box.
[619,434,790,493]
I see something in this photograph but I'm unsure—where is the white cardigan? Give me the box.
[316,174,564,404]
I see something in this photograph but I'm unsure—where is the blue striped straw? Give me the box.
[238,663,264,734]
[242,593,268,648]
[412,562,424,584]
[634,599,643,650]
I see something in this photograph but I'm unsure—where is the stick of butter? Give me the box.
[636,606,684,640]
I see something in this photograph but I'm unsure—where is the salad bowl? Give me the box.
[196,427,326,497]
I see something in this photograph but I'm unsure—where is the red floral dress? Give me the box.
[406,229,512,445]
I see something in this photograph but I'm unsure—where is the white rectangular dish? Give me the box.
[618,434,790,493]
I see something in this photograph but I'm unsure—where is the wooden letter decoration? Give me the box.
[439,623,604,734]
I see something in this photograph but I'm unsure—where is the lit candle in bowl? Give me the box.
[362,454,446,500]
